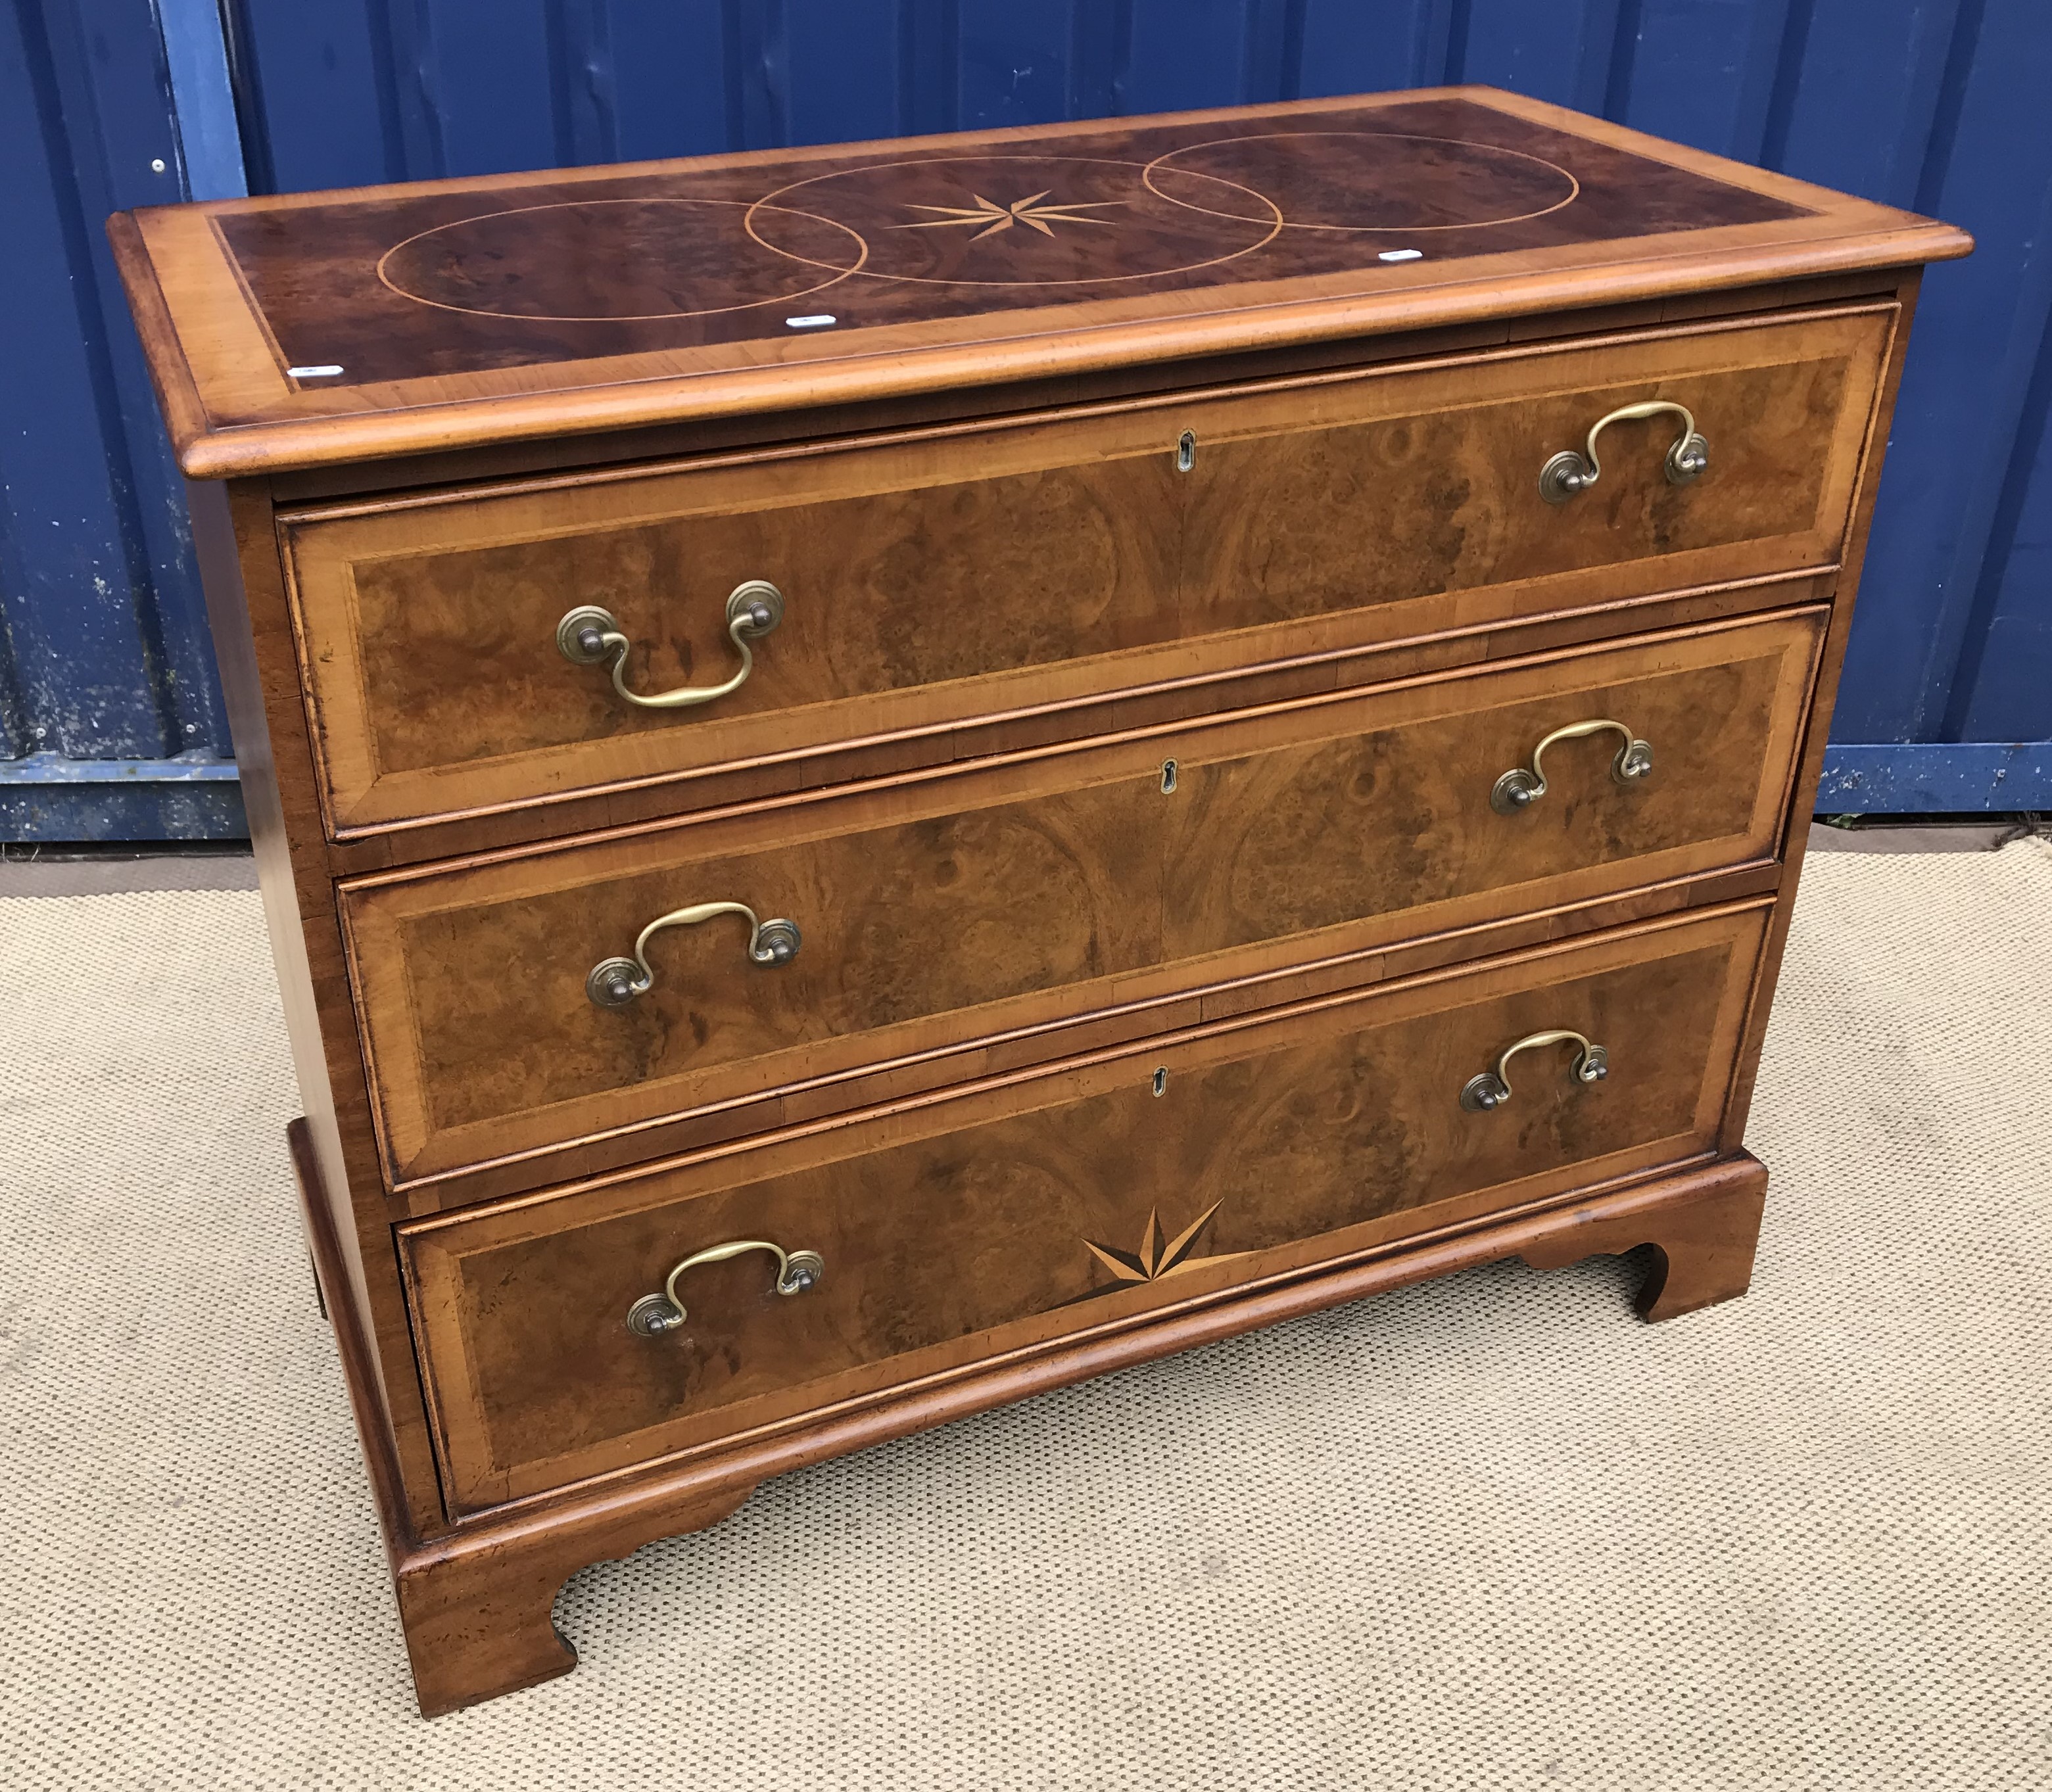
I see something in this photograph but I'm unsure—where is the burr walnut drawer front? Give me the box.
[341,607,1821,1196]
[285,306,1886,836]
[400,899,1771,1513]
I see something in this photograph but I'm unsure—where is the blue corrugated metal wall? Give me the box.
[5,1,2048,839]
[1,0,246,839]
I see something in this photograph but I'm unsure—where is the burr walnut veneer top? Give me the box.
[109,87,1966,477]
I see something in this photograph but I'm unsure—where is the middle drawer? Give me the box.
[341,607,1821,1196]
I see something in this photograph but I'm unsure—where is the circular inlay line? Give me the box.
[373,197,869,323]
[1143,131,1580,233]
[745,154,1284,289]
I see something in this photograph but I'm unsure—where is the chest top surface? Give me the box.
[112,86,1967,478]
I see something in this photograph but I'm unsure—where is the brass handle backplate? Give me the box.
[1461,1029,1610,1112]
[587,900,801,1007]
[1539,400,1708,504]
[557,579,784,709]
[627,1238,825,1336]
[1491,718,1654,814]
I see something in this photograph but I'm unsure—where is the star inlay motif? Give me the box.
[896,191,1123,241]
[1082,1202,1241,1286]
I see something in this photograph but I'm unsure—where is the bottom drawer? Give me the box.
[404,899,1771,1513]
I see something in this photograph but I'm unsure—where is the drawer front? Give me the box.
[287,307,1886,834]
[402,901,1771,1513]
[344,609,1821,1192]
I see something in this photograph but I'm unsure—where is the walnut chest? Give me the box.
[112,87,1969,1714]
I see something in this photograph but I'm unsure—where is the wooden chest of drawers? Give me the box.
[113,87,1967,1714]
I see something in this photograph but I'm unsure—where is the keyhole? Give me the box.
[1160,758,1178,794]
[1152,1068,1169,1096]
[1176,431,1195,473]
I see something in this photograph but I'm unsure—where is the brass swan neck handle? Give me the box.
[1460,1029,1610,1112]
[627,1238,825,1336]
[1540,400,1708,504]
[557,579,784,709]
[586,900,801,1008]
[1491,717,1654,814]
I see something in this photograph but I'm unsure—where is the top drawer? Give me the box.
[282,306,1891,837]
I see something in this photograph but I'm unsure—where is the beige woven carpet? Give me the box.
[3,845,2047,1789]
